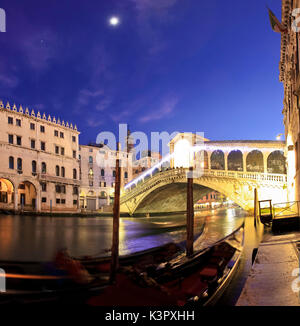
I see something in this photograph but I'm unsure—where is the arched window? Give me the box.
[41,162,46,174]
[61,167,65,178]
[100,191,107,198]
[124,171,128,179]
[89,156,93,164]
[211,150,225,170]
[9,156,14,169]
[73,169,77,180]
[101,169,105,176]
[267,151,286,174]
[17,158,22,171]
[32,160,37,173]
[56,165,60,177]
[228,150,243,171]
[246,150,264,173]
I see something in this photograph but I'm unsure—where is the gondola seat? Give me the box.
[199,265,218,282]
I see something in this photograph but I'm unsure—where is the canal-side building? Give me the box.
[132,150,161,178]
[194,191,226,210]
[279,0,300,202]
[79,143,133,211]
[0,100,80,212]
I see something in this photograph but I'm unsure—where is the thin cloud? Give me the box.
[0,73,19,89]
[130,0,178,56]
[20,30,57,71]
[139,96,179,123]
[86,118,104,128]
[74,88,106,113]
[96,98,112,111]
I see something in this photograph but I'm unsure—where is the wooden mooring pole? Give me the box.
[186,167,194,257]
[254,188,257,228]
[110,143,121,284]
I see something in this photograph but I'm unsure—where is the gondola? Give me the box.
[0,221,244,305]
[0,222,207,304]
[87,221,245,306]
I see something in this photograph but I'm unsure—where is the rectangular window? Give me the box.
[72,136,76,142]
[61,185,66,194]
[16,119,21,127]
[16,136,22,146]
[61,199,66,204]
[42,197,47,203]
[40,125,45,133]
[73,150,76,159]
[54,130,58,137]
[89,181,93,187]
[60,132,64,138]
[8,117,13,124]
[55,146,59,154]
[31,139,35,149]
[41,141,45,151]
[56,198,61,204]
[41,183,47,192]
[8,134,13,144]
[73,200,78,205]
[55,185,61,193]
[30,123,35,130]
[61,147,65,156]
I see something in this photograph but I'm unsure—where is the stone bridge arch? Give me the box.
[120,168,286,215]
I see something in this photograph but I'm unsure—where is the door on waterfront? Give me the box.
[87,198,96,211]
[20,194,25,206]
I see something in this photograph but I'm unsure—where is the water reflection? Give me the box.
[0,207,247,262]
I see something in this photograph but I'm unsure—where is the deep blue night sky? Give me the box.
[0,0,283,145]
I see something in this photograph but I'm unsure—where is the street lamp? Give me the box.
[276,133,283,140]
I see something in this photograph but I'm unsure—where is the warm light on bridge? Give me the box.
[124,141,286,191]
[173,139,192,168]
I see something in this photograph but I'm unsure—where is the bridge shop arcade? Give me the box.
[120,133,287,216]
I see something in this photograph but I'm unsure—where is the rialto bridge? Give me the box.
[120,137,287,215]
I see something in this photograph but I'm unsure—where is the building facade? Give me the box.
[79,143,133,211]
[194,191,226,210]
[279,0,300,201]
[132,150,161,178]
[0,100,80,212]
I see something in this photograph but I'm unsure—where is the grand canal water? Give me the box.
[0,207,264,305]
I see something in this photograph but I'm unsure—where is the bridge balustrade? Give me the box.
[122,167,287,203]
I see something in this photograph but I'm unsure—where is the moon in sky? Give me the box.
[109,16,120,26]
